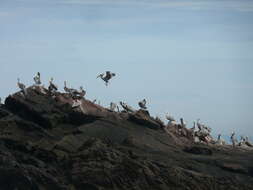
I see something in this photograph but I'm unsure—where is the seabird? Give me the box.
[33,72,41,86]
[48,78,58,94]
[217,134,226,145]
[138,99,147,109]
[110,102,117,111]
[17,78,27,95]
[230,132,237,148]
[119,101,135,113]
[165,114,175,122]
[78,86,86,98]
[64,81,79,97]
[97,71,116,86]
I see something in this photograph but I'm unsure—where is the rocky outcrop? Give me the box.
[0,86,252,190]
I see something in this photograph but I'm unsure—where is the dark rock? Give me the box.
[184,146,213,155]
[128,110,161,130]
[0,87,252,190]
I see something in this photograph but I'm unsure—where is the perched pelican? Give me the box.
[119,101,135,113]
[33,72,41,85]
[110,102,117,112]
[0,97,2,105]
[64,81,79,97]
[97,71,116,86]
[180,118,187,127]
[17,78,27,95]
[238,136,246,146]
[78,86,86,98]
[165,114,175,122]
[230,132,237,148]
[191,122,196,131]
[48,78,58,94]
[196,119,202,131]
[245,136,253,147]
[138,99,147,109]
[216,134,226,145]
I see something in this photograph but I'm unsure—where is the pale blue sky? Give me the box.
[0,0,253,138]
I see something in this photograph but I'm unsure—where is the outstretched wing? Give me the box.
[97,73,104,78]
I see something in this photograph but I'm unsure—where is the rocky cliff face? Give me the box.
[0,86,252,190]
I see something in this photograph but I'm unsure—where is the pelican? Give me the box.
[110,102,117,112]
[165,114,175,122]
[196,119,203,131]
[238,136,246,146]
[190,122,196,131]
[64,81,79,97]
[245,136,253,147]
[78,86,86,98]
[180,118,187,127]
[97,71,116,86]
[33,72,41,86]
[17,78,27,95]
[138,99,147,109]
[230,132,237,148]
[48,78,58,94]
[119,101,135,113]
[216,134,226,145]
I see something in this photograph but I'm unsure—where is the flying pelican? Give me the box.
[33,72,41,86]
[48,78,58,94]
[17,78,27,95]
[138,99,147,109]
[97,71,116,86]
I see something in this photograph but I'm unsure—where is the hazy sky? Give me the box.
[0,0,253,137]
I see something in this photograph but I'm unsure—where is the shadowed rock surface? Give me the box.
[0,86,252,190]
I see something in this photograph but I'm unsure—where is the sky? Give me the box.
[0,0,253,139]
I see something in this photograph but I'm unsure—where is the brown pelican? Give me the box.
[165,113,175,122]
[17,78,27,95]
[138,99,147,109]
[196,119,203,131]
[48,78,58,94]
[238,136,247,146]
[119,101,135,113]
[110,102,116,111]
[216,134,226,145]
[33,72,41,85]
[64,81,79,97]
[180,118,187,127]
[245,136,253,147]
[230,132,237,148]
[78,86,86,98]
[110,102,118,112]
[97,71,116,86]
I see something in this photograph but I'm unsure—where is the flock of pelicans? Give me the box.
[0,71,252,148]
